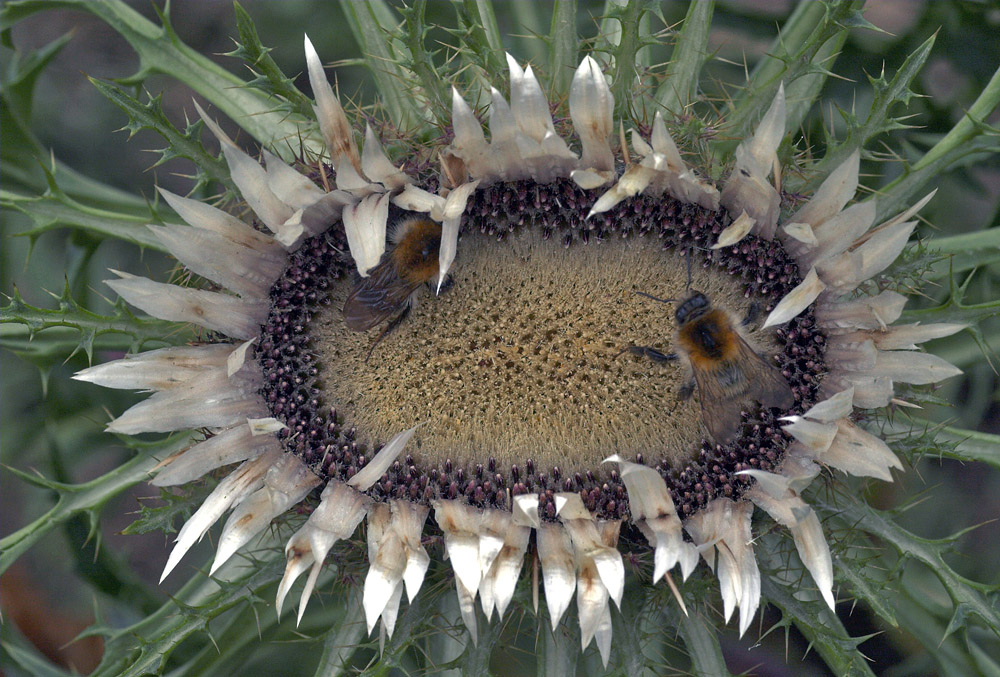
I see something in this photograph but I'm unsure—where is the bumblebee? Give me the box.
[343,216,442,331]
[632,290,794,445]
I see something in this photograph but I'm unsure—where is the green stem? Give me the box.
[401,0,449,127]
[312,587,366,677]
[547,0,578,101]
[537,618,578,677]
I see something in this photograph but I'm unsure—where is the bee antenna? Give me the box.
[635,291,676,305]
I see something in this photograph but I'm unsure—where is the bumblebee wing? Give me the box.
[691,336,793,444]
[735,335,795,410]
[343,259,419,331]
[692,359,750,445]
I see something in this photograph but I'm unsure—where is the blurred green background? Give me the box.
[2,1,998,674]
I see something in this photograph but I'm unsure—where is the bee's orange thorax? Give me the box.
[391,218,442,286]
[676,309,739,370]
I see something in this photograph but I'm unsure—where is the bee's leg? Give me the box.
[625,346,678,363]
[678,378,696,401]
[741,301,761,327]
[365,305,412,363]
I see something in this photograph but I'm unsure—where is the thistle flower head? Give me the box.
[4,2,1000,675]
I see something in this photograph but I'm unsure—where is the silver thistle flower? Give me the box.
[3,2,999,675]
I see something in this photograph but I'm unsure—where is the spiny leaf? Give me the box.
[89,77,233,194]
[65,508,164,616]
[1,284,190,357]
[720,0,865,155]
[900,266,1000,326]
[0,0,319,159]
[599,0,655,124]
[2,30,73,122]
[90,546,285,677]
[445,0,506,109]
[453,0,506,81]
[824,495,1000,640]
[758,533,877,677]
[396,1,450,128]
[122,485,204,537]
[876,63,1000,220]
[2,182,170,251]
[0,451,166,576]
[894,582,1000,676]
[833,551,898,628]
[881,418,1000,471]
[923,225,1000,279]
[228,1,314,121]
[806,32,937,190]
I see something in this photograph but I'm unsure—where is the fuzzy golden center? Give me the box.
[314,230,773,473]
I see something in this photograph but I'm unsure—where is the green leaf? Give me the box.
[0,0,320,159]
[457,0,505,73]
[230,1,314,121]
[719,0,864,156]
[825,496,1000,640]
[2,183,170,251]
[0,37,154,214]
[397,1,450,127]
[445,0,508,110]
[0,636,76,677]
[833,551,898,628]
[882,418,1000,471]
[312,587,367,677]
[2,29,72,123]
[0,451,164,576]
[900,266,1000,326]
[923,227,1000,280]
[1,284,190,359]
[88,77,233,194]
[895,583,999,676]
[594,0,653,123]
[506,1,546,65]
[758,533,877,677]
[677,607,730,677]
[655,0,714,116]
[340,0,429,135]
[804,32,936,192]
[536,613,580,676]
[784,29,847,135]
[876,63,1000,220]
[122,486,202,537]
[89,546,285,677]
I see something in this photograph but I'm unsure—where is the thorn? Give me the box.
[619,121,630,166]
[664,571,688,616]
